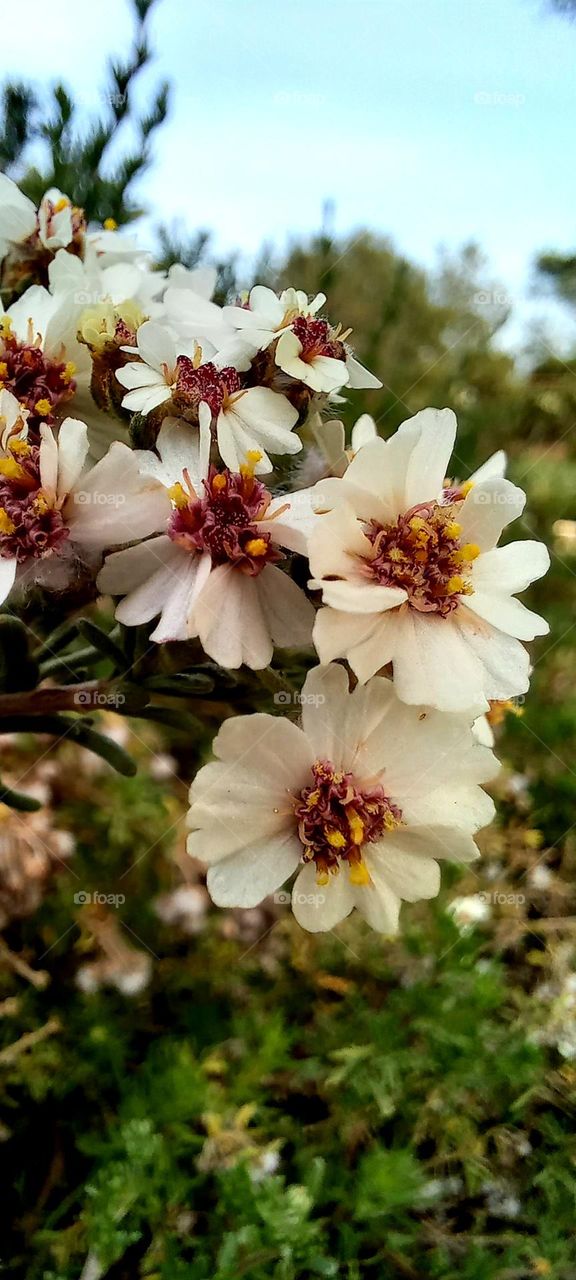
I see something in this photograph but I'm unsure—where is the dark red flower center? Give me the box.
[167,464,281,576]
[0,324,76,434]
[363,500,479,617]
[294,759,402,883]
[173,359,242,417]
[0,442,69,562]
[290,316,345,363]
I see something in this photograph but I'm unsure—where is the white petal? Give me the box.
[187,762,292,861]
[403,407,458,508]
[465,590,549,640]
[150,554,211,642]
[469,450,506,483]
[38,426,58,496]
[66,443,172,549]
[256,565,315,648]
[97,536,176,594]
[471,541,550,594]
[454,610,532,701]
[116,362,164,391]
[352,869,400,934]
[292,861,354,932]
[308,502,374,578]
[113,545,193,629]
[458,477,525,550]
[350,414,378,451]
[0,556,17,604]
[56,418,90,499]
[261,487,320,556]
[207,828,302,908]
[213,712,314,785]
[314,578,406,614]
[221,387,300,457]
[194,564,273,669]
[368,839,441,900]
[136,320,176,372]
[391,609,488,713]
[345,354,382,389]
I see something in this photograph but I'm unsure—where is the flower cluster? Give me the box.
[0,175,550,938]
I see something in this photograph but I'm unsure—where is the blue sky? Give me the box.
[3,0,576,348]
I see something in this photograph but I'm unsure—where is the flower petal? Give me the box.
[207,828,302,907]
[291,861,354,932]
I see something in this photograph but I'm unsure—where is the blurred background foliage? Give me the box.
[2,1,576,1276]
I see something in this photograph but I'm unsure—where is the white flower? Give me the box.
[0,417,170,604]
[308,407,549,713]
[97,417,316,664]
[187,663,497,933]
[115,321,302,474]
[224,285,382,391]
[223,285,326,351]
[447,894,491,931]
[0,177,79,258]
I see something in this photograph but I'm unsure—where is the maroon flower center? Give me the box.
[0,443,69,562]
[363,501,477,617]
[290,316,345,363]
[0,326,76,433]
[174,359,242,417]
[294,759,402,883]
[167,465,281,576]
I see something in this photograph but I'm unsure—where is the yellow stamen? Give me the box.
[34,492,49,515]
[347,809,365,846]
[211,473,227,492]
[34,399,52,417]
[460,542,480,561]
[445,521,462,539]
[62,361,76,384]
[460,480,474,496]
[244,537,267,557]
[0,508,15,535]
[0,363,7,378]
[240,449,263,478]
[0,316,12,335]
[349,860,371,886]
[53,197,70,213]
[325,828,346,849]
[9,438,30,456]
[316,870,330,887]
[103,217,118,230]
[446,575,465,595]
[0,457,26,481]
[168,482,188,509]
